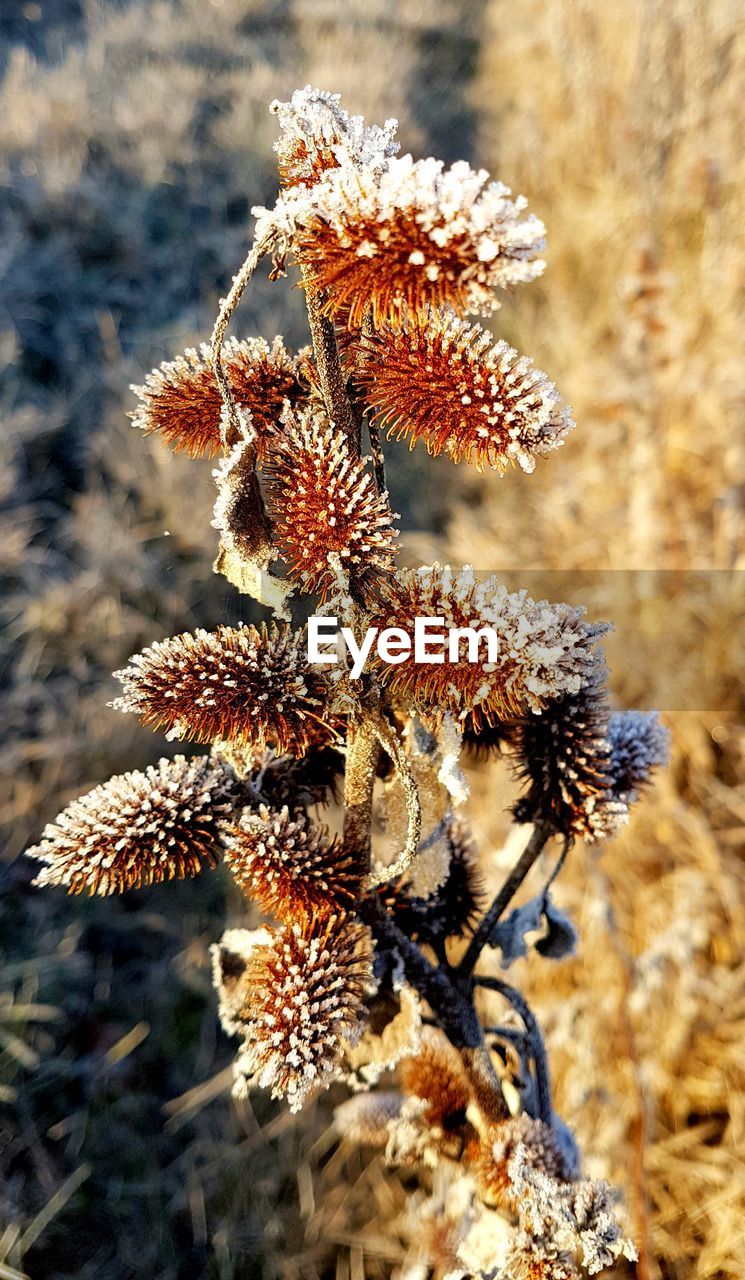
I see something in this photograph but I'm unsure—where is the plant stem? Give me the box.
[458,820,557,979]
[478,976,553,1125]
[364,713,422,888]
[362,896,507,1121]
[343,719,380,867]
[301,268,359,454]
[211,236,269,443]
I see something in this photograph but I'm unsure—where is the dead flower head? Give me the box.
[130,336,308,460]
[28,755,238,895]
[374,566,608,727]
[266,406,398,600]
[112,623,339,756]
[213,914,375,1112]
[222,802,365,921]
[271,85,398,191]
[358,310,573,473]
[294,153,546,328]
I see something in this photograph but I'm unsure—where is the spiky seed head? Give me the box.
[222,803,365,921]
[214,914,375,1112]
[399,1026,471,1128]
[130,337,308,460]
[608,710,670,804]
[293,154,546,328]
[433,815,486,938]
[471,1114,569,1209]
[112,622,339,756]
[373,566,608,727]
[266,406,398,601]
[358,311,573,473]
[512,663,629,842]
[271,86,398,191]
[27,755,239,895]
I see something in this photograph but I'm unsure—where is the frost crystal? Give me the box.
[294,154,546,326]
[271,86,398,190]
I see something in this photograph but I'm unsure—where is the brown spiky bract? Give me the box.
[266,407,398,600]
[358,312,573,473]
[374,566,607,727]
[399,1027,471,1128]
[471,1114,569,1209]
[294,155,546,328]
[112,623,339,756]
[220,914,374,1112]
[28,755,238,894]
[222,803,365,921]
[130,337,308,460]
[513,664,629,842]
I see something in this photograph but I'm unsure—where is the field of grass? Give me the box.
[0,1,743,1277]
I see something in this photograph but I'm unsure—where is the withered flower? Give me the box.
[334,1091,405,1147]
[470,1114,569,1209]
[399,1026,471,1129]
[294,154,546,328]
[28,755,238,895]
[512,664,629,842]
[214,914,375,1112]
[271,86,398,191]
[266,406,398,600]
[222,802,364,921]
[112,622,339,756]
[374,566,607,727]
[130,337,308,460]
[608,710,670,804]
[358,311,573,473]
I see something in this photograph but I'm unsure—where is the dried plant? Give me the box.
[25,86,671,1277]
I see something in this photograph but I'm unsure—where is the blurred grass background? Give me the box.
[0,1,743,1277]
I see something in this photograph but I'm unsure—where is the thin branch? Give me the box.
[364,714,422,888]
[458,820,557,979]
[342,719,380,868]
[367,415,388,496]
[301,267,358,454]
[477,976,553,1125]
[210,236,270,444]
[361,895,507,1121]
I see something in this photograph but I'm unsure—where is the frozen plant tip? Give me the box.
[27,88,670,1277]
[357,311,574,473]
[28,755,240,894]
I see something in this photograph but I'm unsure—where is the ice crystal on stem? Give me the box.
[26,86,671,1278]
